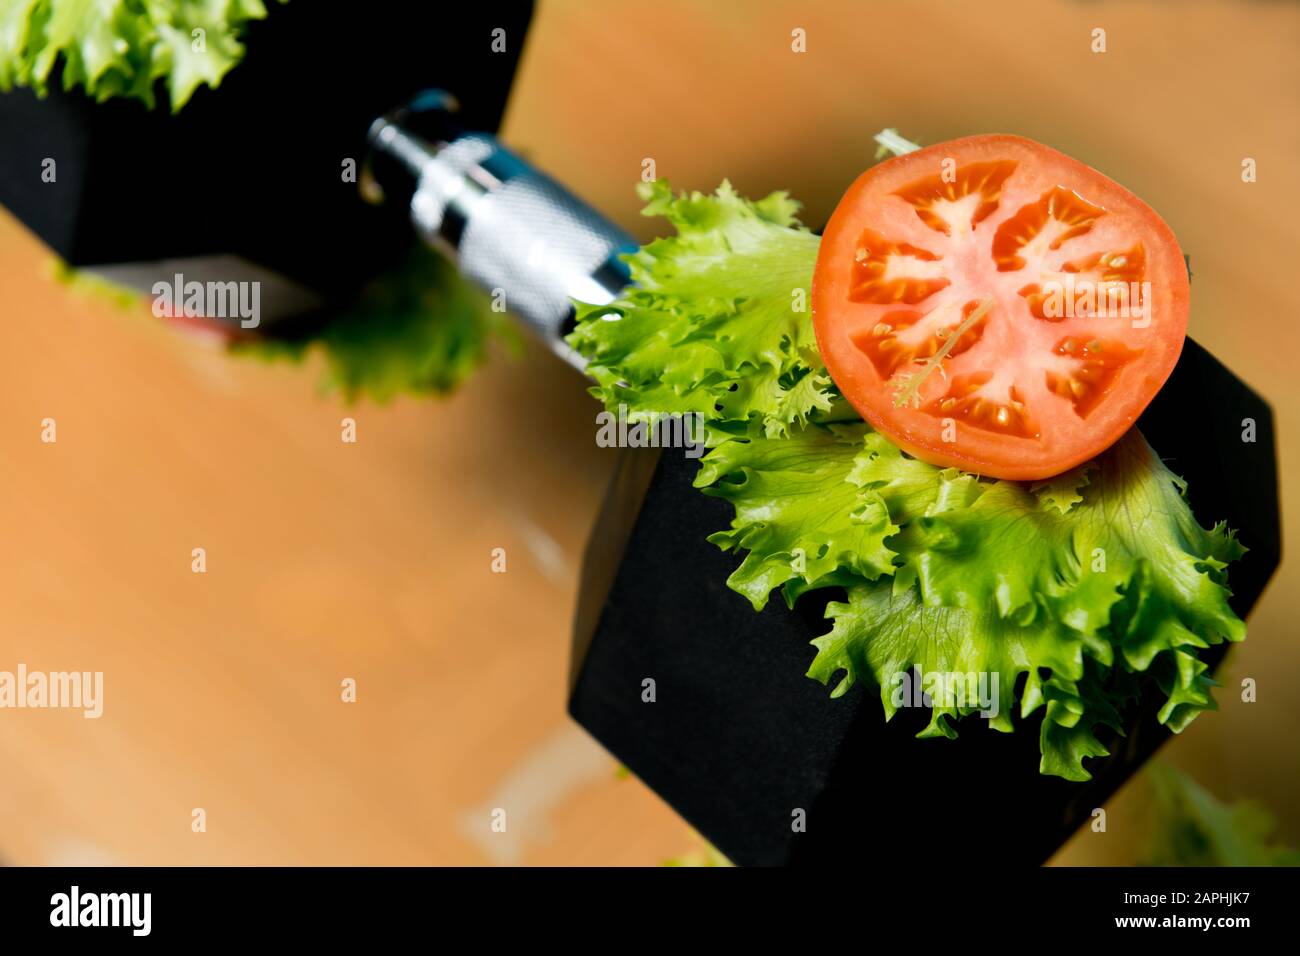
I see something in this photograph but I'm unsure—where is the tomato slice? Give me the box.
[812,135,1188,480]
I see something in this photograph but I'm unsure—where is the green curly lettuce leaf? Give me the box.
[808,582,1130,777]
[234,243,515,402]
[0,0,279,111]
[1143,763,1300,866]
[567,179,826,444]
[710,425,1243,780]
[695,423,897,609]
[697,424,985,611]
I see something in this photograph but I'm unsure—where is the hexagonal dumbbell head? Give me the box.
[569,338,1279,867]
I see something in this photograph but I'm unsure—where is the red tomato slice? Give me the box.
[812,135,1188,480]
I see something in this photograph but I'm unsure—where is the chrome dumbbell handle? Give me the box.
[366,92,635,370]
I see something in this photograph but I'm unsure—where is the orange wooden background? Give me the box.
[0,0,1296,865]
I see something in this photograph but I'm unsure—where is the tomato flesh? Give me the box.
[812,135,1188,480]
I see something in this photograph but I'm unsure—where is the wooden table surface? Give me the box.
[1,0,1296,865]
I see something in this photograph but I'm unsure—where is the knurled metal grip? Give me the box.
[366,92,635,369]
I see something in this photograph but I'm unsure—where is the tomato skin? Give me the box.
[812,134,1189,481]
